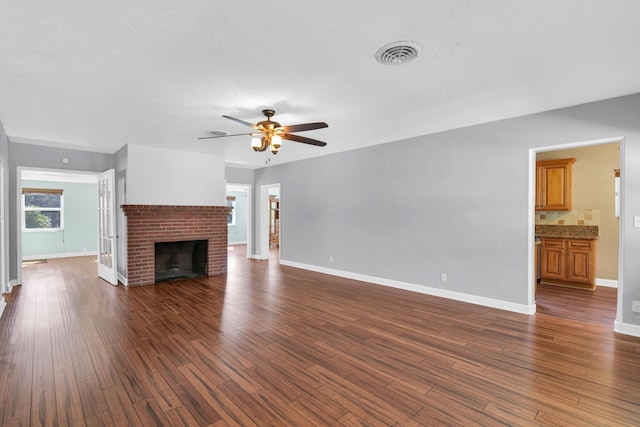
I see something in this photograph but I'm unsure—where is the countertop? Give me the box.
[535,225,598,240]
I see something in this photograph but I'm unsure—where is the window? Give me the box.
[22,188,64,231]
[226,196,236,226]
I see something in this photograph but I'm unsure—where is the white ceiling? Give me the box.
[1,1,639,169]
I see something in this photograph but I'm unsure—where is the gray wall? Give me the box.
[8,142,114,279]
[226,166,254,185]
[255,93,640,326]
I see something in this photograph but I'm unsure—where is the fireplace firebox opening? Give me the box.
[154,240,208,283]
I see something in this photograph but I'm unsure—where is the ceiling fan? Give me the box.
[199,109,328,154]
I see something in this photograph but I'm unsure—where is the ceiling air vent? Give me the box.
[206,130,230,137]
[375,41,421,65]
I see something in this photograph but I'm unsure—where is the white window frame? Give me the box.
[22,190,64,232]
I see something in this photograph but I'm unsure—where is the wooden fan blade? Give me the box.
[283,133,327,147]
[198,132,254,140]
[280,122,328,133]
[222,115,260,130]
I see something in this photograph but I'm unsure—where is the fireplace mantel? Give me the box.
[122,204,231,286]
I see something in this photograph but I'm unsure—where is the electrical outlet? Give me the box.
[633,301,640,313]
[329,256,333,263]
[635,216,640,228]
[440,273,447,282]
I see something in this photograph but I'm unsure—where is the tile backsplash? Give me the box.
[535,209,599,226]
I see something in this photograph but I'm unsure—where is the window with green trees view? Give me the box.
[23,188,63,230]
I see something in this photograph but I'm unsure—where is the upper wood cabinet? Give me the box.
[535,158,576,211]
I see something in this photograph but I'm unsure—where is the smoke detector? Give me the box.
[375,41,422,65]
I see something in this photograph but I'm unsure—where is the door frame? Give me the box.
[97,169,117,285]
[0,158,6,296]
[16,166,99,285]
[528,136,624,326]
[259,183,280,260]
[226,182,253,258]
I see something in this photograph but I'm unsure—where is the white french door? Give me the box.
[97,169,117,285]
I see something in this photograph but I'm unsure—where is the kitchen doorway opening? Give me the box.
[529,136,623,328]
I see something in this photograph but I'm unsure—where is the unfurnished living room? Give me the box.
[1,2,640,426]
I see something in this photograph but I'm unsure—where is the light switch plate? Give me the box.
[635,216,640,227]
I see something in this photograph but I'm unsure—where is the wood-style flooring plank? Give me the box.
[53,365,85,427]
[0,250,638,426]
[102,385,143,427]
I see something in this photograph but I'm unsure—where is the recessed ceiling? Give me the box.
[1,1,639,168]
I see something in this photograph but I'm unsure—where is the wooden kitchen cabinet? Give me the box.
[540,238,565,281]
[535,158,576,211]
[566,239,595,285]
[540,237,595,289]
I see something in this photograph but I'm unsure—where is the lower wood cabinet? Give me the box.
[540,237,595,289]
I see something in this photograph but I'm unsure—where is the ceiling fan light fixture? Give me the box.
[202,109,328,154]
[375,41,422,65]
[270,135,282,154]
[251,136,263,151]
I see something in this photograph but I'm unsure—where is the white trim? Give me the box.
[22,191,65,232]
[259,183,280,260]
[596,278,618,288]
[280,259,535,315]
[614,320,640,338]
[226,182,252,259]
[17,166,100,288]
[0,157,7,296]
[227,241,247,246]
[22,251,97,261]
[0,295,5,319]
[118,272,127,287]
[529,136,625,333]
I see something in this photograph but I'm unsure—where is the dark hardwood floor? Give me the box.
[1,246,639,426]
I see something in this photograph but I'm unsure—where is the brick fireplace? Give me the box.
[121,205,231,286]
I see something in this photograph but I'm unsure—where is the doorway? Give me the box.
[226,183,252,257]
[0,158,6,297]
[529,137,623,325]
[16,167,99,285]
[259,183,280,260]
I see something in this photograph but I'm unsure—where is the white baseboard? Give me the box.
[279,259,535,315]
[227,241,247,246]
[0,296,5,319]
[614,320,640,338]
[596,278,618,288]
[22,251,98,261]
